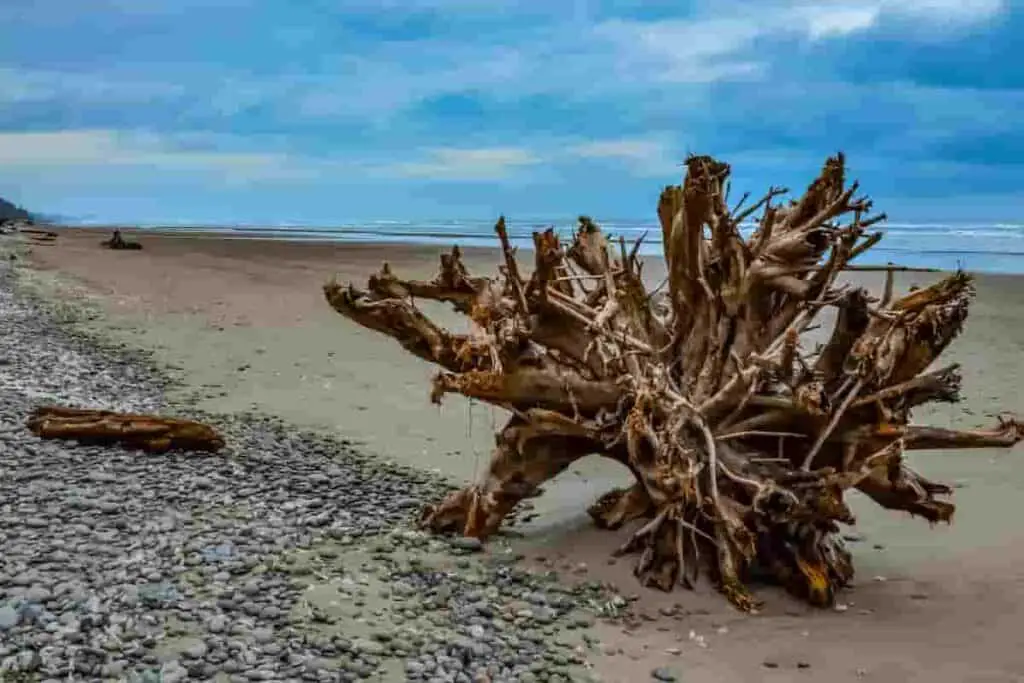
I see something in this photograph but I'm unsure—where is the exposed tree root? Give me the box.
[325,152,1022,611]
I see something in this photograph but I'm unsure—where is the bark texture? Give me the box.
[324,154,1023,610]
[27,405,225,453]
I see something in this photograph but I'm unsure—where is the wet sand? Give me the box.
[20,227,1024,682]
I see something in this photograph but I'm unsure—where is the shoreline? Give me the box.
[0,241,616,683]
[41,225,1020,276]
[8,229,1024,681]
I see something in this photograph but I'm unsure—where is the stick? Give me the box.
[495,216,530,316]
[802,378,864,470]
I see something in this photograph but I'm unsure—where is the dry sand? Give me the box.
[19,228,1024,682]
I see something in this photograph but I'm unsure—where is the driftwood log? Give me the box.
[19,228,55,238]
[21,228,58,245]
[27,406,224,453]
[102,229,142,250]
[324,153,1022,610]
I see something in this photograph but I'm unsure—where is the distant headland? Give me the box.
[0,196,33,223]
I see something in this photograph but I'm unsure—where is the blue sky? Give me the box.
[0,0,1020,225]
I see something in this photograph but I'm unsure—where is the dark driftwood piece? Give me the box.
[21,228,58,244]
[19,228,56,238]
[102,229,142,250]
[27,406,225,453]
[324,153,1022,610]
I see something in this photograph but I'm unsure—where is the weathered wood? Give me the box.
[325,152,1022,611]
[27,405,224,453]
[102,229,143,250]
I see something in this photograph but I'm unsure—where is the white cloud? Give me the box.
[591,19,769,83]
[570,139,666,161]
[329,0,524,12]
[0,68,184,107]
[787,0,1005,39]
[387,147,541,180]
[883,0,1004,21]
[0,1,1009,198]
[288,51,526,120]
[596,0,1007,70]
[0,130,324,185]
[386,138,684,182]
[0,0,1006,128]
[99,0,251,11]
[797,6,881,38]
[0,129,693,187]
[568,137,680,176]
[0,0,250,21]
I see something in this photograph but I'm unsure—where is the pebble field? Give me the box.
[0,255,628,683]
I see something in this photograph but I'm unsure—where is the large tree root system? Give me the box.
[324,153,1022,610]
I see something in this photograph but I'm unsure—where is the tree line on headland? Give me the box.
[0,196,33,223]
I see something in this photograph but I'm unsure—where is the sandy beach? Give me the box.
[16,227,1024,682]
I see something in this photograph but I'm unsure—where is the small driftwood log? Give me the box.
[324,153,1023,611]
[20,228,56,238]
[27,406,224,453]
[25,229,58,244]
[102,229,142,250]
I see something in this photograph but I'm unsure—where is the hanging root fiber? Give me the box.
[324,153,1022,611]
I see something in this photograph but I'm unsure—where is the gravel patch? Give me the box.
[0,255,617,682]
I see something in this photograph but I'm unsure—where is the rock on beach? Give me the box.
[0,253,613,682]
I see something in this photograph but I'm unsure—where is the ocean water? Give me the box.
[87,219,1024,274]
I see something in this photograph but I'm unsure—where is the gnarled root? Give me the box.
[609,483,855,610]
[420,418,597,538]
[614,502,705,591]
[755,524,853,607]
[587,483,655,529]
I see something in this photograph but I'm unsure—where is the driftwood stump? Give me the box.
[102,229,142,250]
[27,406,224,453]
[324,153,1022,610]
